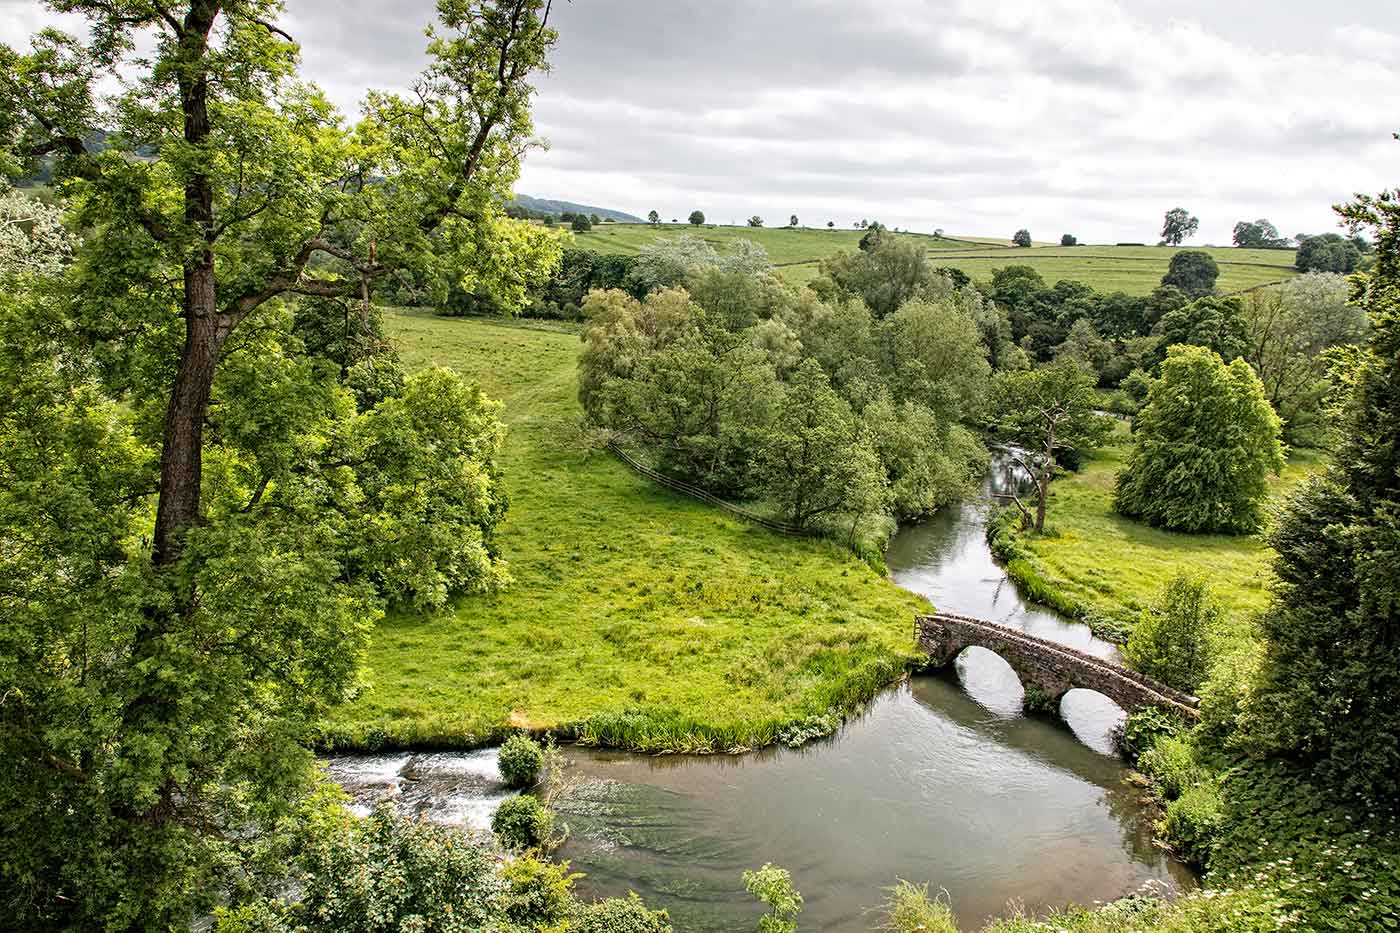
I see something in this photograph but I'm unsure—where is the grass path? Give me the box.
[322,311,929,753]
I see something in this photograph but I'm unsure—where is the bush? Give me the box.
[1115,706,1179,763]
[491,795,554,851]
[1138,734,1201,800]
[878,880,958,932]
[576,893,673,933]
[498,734,544,788]
[500,853,579,928]
[1160,781,1223,868]
[1123,573,1220,694]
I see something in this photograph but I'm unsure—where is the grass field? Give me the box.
[322,310,929,753]
[1017,433,1320,647]
[573,223,1299,295]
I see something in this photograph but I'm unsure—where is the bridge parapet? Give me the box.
[916,613,1199,719]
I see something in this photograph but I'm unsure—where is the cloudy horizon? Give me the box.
[6,0,1398,244]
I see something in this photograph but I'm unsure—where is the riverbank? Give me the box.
[320,310,927,753]
[988,438,1320,648]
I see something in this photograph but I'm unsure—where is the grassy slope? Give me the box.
[1017,433,1319,646]
[574,224,1298,294]
[323,311,928,753]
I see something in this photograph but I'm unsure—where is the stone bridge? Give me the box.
[916,613,1200,719]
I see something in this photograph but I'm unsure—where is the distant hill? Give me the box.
[509,194,642,223]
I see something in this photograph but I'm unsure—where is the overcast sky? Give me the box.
[6,0,1399,243]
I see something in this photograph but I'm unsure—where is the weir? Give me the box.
[916,612,1200,718]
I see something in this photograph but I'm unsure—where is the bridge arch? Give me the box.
[916,613,1199,721]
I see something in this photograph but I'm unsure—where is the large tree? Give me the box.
[1114,345,1283,534]
[1161,207,1199,246]
[986,360,1113,531]
[1232,218,1288,249]
[0,0,553,925]
[1156,294,1248,363]
[1238,178,1400,801]
[1160,249,1219,297]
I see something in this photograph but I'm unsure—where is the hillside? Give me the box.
[509,193,643,222]
[573,223,1300,294]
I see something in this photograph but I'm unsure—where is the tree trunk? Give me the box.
[1034,476,1048,532]
[153,262,224,566]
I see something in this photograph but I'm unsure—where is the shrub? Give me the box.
[1138,734,1200,800]
[1115,706,1179,763]
[1160,781,1222,868]
[744,863,803,933]
[498,733,544,788]
[500,853,579,928]
[491,795,554,851]
[878,880,959,932]
[1123,573,1220,694]
[576,893,673,933]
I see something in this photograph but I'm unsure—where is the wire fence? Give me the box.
[606,443,807,537]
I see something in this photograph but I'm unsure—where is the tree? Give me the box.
[1157,295,1249,363]
[1124,574,1220,694]
[879,296,992,423]
[1241,274,1366,444]
[1160,249,1219,297]
[789,214,799,227]
[815,235,930,319]
[1232,218,1287,249]
[755,360,885,527]
[0,0,550,924]
[826,220,834,229]
[688,210,705,226]
[571,214,592,232]
[1013,228,1033,247]
[1238,179,1400,800]
[648,210,659,225]
[1161,207,1199,246]
[1061,233,1077,246]
[1295,232,1362,273]
[748,215,764,227]
[1114,345,1283,534]
[986,360,1114,531]
[589,213,601,225]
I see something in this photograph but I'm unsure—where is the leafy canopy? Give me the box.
[1114,344,1283,534]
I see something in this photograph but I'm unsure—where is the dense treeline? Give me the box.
[577,238,990,537]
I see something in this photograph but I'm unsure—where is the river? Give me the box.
[327,457,1193,930]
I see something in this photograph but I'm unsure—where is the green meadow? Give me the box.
[323,310,929,753]
[574,223,1299,294]
[1016,435,1320,648]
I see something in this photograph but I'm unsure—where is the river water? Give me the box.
[327,457,1192,930]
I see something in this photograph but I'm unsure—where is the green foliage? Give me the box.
[1013,228,1032,247]
[1232,218,1289,250]
[491,795,556,852]
[1295,232,1361,273]
[575,893,674,933]
[1123,573,1220,693]
[1161,207,1200,247]
[757,360,886,528]
[1160,249,1218,297]
[986,359,1114,530]
[743,863,803,933]
[1159,781,1223,868]
[500,853,581,929]
[876,880,959,933]
[689,210,705,225]
[1114,345,1284,534]
[1233,198,1400,796]
[498,734,545,789]
[1060,233,1077,246]
[1115,706,1180,763]
[218,803,502,933]
[1156,295,1248,362]
[572,214,592,232]
[648,210,659,224]
[815,234,938,318]
[1138,733,1202,800]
